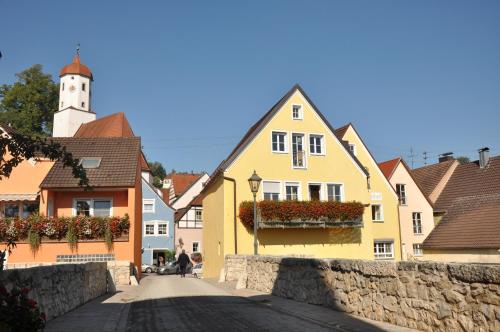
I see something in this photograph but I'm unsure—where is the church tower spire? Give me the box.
[53,45,96,137]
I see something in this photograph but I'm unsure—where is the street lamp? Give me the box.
[248,170,262,255]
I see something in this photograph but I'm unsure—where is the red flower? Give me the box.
[27,299,37,308]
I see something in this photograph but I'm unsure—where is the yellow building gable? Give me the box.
[202,85,402,278]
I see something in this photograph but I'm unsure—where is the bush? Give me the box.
[0,285,46,332]
[239,200,365,227]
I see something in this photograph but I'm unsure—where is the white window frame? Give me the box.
[412,212,423,235]
[396,184,407,205]
[371,204,384,222]
[143,199,155,213]
[326,183,344,202]
[192,241,200,253]
[262,180,282,201]
[374,241,394,259]
[348,143,357,156]
[309,134,325,156]
[284,182,301,201]
[271,131,288,153]
[72,198,113,217]
[292,104,303,120]
[291,132,307,169]
[413,243,423,256]
[157,222,168,235]
[307,182,323,201]
[195,209,202,221]
[144,220,170,237]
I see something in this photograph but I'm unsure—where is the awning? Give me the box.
[0,193,39,201]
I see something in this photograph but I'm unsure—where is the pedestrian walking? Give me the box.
[176,249,191,278]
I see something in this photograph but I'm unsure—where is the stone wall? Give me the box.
[0,262,107,321]
[224,255,500,332]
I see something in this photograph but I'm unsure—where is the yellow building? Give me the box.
[201,85,401,278]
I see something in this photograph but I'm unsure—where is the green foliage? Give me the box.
[149,161,166,188]
[456,156,470,165]
[0,285,46,332]
[0,65,59,137]
[164,249,176,262]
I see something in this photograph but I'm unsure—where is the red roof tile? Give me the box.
[378,157,401,179]
[74,112,134,138]
[411,159,456,197]
[423,156,500,250]
[60,55,93,80]
[167,173,203,197]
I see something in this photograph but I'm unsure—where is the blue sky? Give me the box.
[1,1,499,173]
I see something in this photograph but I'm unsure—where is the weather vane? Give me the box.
[76,43,80,56]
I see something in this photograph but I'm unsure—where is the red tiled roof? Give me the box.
[60,55,93,80]
[423,156,500,250]
[168,173,203,196]
[74,112,150,171]
[411,159,456,197]
[74,112,134,138]
[378,157,401,179]
[333,123,351,140]
[40,137,140,188]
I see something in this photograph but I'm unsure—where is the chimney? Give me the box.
[479,147,490,169]
[439,152,454,163]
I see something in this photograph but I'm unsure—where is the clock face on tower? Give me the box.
[69,85,76,92]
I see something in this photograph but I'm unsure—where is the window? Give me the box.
[285,182,300,201]
[75,200,91,216]
[158,223,167,235]
[371,204,384,221]
[22,203,38,218]
[374,241,394,259]
[4,204,19,218]
[74,199,112,217]
[309,135,324,155]
[327,184,343,202]
[81,102,85,108]
[61,101,64,108]
[413,244,423,256]
[82,83,86,91]
[292,134,306,168]
[396,184,407,205]
[292,104,303,119]
[145,224,155,235]
[271,132,287,153]
[263,181,280,201]
[370,192,382,201]
[79,157,101,169]
[348,144,356,155]
[93,200,111,217]
[62,83,65,91]
[309,184,321,201]
[143,199,155,213]
[71,76,74,80]
[193,242,200,253]
[413,212,422,234]
[195,209,202,221]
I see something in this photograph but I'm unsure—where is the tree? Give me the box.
[0,65,59,137]
[149,161,166,189]
[456,156,470,165]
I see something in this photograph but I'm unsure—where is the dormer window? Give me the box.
[348,143,356,156]
[292,105,303,120]
[79,157,101,169]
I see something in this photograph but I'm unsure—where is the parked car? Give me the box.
[192,263,203,278]
[157,262,194,275]
[141,264,157,273]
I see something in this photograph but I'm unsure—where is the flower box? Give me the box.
[239,200,365,229]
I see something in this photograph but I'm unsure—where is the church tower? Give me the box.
[53,47,96,137]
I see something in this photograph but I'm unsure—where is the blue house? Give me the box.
[141,178,175,266]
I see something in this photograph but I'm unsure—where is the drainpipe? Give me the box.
[224,176,238,255]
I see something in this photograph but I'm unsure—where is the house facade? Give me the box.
[379,157,434,260]
[201,85,402,278]
[141,180,175,266]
